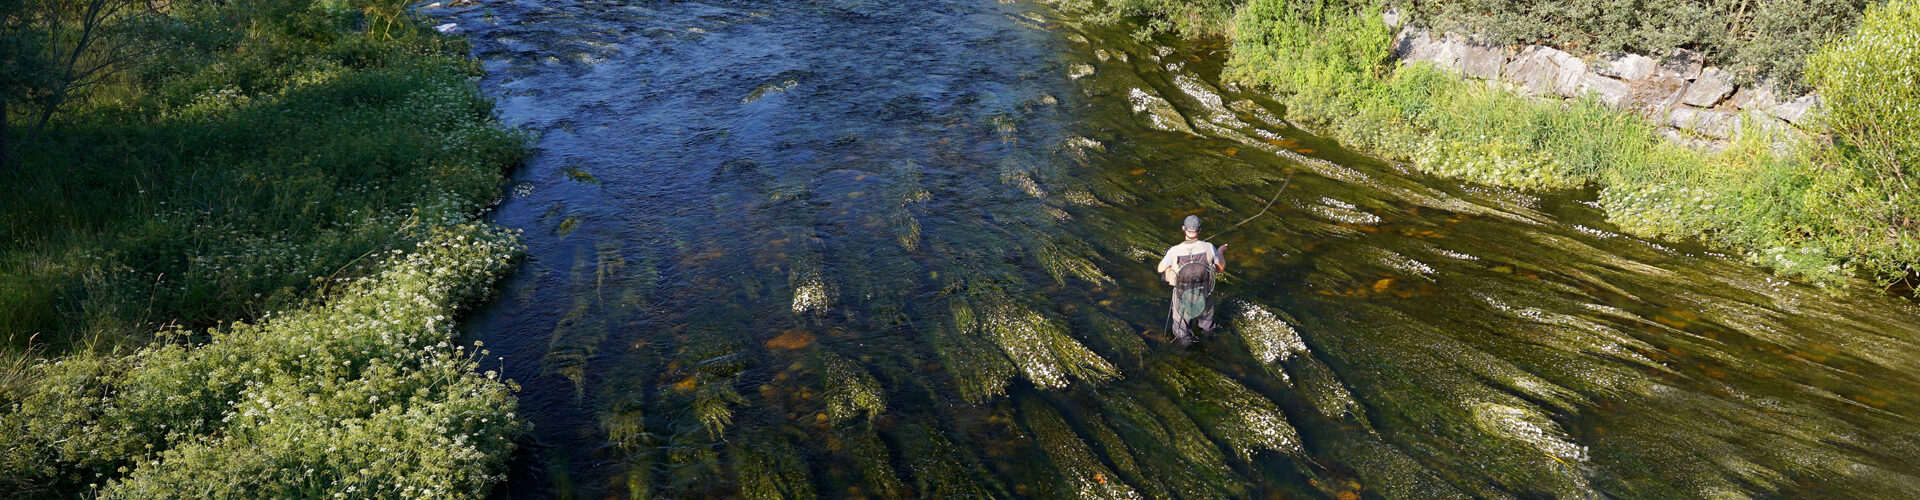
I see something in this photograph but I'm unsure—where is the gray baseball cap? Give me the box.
[1183,215,1201,231]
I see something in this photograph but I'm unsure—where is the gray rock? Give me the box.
[1592,52,1657,81]
[1579,73,1634,108]
[1393,29,1440,63]
[1454,40,1505,80]
[1503,48,1558,96]
[1740,111,1808,155]
[1429,36,1470,69]
[1731,82,1779,110]
[1629,74,1690,113]
[1664,106,1741,139]
[1504,45,1587,97]
[1405,32,1505,80]
[1657,49,1704,81]
[1767,94,1821,126]
[1742,110,1794,137]
[1382,7,1403,31]
[1682,68,1737,107]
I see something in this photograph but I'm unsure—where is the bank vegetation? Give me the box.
[1092,0,1919,288]
[0,0,527,496]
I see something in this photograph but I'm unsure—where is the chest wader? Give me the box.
[1169,251,1216,345]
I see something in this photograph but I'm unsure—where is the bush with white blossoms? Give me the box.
[0,225,525,498]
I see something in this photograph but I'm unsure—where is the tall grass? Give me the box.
[0,0,530,496]
[1102,0,1920,286]
[0,0,524,355]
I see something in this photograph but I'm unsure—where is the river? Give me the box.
[435,0,1920,497]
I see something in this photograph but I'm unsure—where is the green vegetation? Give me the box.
[1093,0,1920,286]
[1091,0,1242,38]
[1,0,524,354]
[1406,0,1869,92]
[1803,0,1920,275]
[1,225,523,498]
[0,0,529,496]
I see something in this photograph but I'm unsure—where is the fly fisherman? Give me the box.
[1157,215,1224,346]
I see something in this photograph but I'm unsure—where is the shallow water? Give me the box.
[440,0,1920,497]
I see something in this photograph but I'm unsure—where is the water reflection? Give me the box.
[443,0,1920,497]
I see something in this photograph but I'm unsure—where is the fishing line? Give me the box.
[1206,169,1295,242]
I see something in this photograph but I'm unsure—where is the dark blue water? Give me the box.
[436,0,1920,497]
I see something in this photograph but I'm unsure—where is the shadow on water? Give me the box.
[438,0,1920,497]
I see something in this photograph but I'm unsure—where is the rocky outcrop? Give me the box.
[1504,46,1586,97]
[1593,52,1656,81]
[1767,95,1821,126]
[1682,68,1737,107]
[1392,26,1820,151]
[1395,31,1504,80]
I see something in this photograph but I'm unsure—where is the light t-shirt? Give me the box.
[1159,240,1219,272]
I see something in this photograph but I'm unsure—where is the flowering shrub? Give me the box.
[0,225,524,498]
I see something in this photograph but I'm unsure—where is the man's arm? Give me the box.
[1214,244,1227,272]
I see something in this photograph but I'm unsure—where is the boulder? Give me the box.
[1454,40,1505,80]
[1428,35,1470,69]
[1767,94,1821,126]
[1682,68,1737,107]
[1504,45,1587,97]
[1731,82,1779,110]
[1664,106,1741,139]
[1403,32,1505,80]
[1382,7,1404,31]
[1743,110,1794,137]
[1393,29,1441,63]
[1592,52,1657,81]
[1741,111,1808,155]
[1657,49,1704,81]
[1578,73,1634,108]
[1628,74,1689,113]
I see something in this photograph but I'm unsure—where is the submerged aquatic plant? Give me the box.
[788,250,835,316]
[1020,399,1144,500]
[897,422,1006,498]
[966,295,1119,391]
[1150,357,1302,461]
[838,423,907,499]
[1234,301,1308,365]
[820,351,886,423]
[1097,385,1244,498]
[1031,235,1118,286]
[732,431,813,500]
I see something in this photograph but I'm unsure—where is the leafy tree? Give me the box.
[0,0,53,165]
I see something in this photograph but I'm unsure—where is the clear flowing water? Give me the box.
[440,0,1920,497]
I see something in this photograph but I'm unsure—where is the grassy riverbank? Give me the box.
[1,0,527,496]
[1095,0,1919,287]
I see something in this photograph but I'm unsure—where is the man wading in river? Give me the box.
[1158,215,1225,346]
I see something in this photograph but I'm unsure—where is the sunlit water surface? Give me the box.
[437,0,1920,497]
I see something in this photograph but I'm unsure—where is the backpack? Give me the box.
[1171,251,1214,322]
